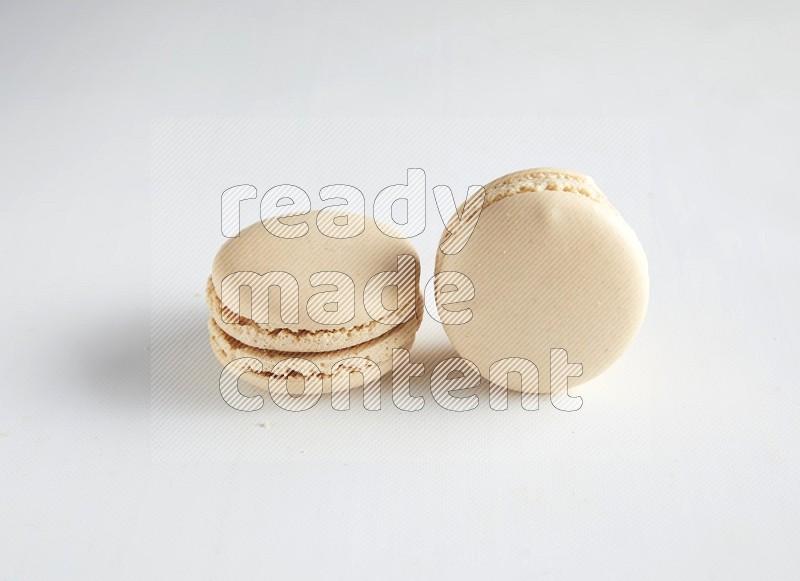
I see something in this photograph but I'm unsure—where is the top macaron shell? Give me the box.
[210,211,420,353]
[435,169,649,389]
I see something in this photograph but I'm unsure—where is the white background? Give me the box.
[1,1,799,579]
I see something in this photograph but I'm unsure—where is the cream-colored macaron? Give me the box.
[207,211,422,391]
[434,168,649,390]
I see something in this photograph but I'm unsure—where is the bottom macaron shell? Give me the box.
[208,312,421,393]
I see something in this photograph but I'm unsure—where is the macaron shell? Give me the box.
[436,188,648,390]
[211,212,420,333]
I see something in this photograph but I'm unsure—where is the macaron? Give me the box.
[207,211,422,391]
[434,168,649,390]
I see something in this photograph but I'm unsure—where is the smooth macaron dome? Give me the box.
[207,211,422,388]
[435,168,649,390]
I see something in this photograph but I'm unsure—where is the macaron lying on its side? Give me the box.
[435,168,649,390]
[207,212,422,392]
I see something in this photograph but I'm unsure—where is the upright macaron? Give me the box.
[434,168,649,389]
[208,211,422,391]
